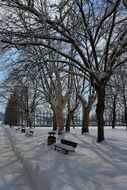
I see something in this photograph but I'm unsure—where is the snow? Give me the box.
[3,125,127,190]
[0,127,34,190]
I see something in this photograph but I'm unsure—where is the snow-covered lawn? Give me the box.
[4,126,127,190]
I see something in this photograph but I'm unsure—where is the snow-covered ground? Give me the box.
[0,127,34,190]
[3,125,127,190]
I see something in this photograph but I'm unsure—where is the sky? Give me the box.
[0,69,6,113]
[0,71,6,113]
[0,48,18,113]
[0,71,5,81]
[4,125,127,190]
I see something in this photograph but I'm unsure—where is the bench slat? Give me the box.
[61,139,77,148]
[26,130,34,137]
[54,143,75,152]
[54,139,78,154]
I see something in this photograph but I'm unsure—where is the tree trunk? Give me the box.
[96,85,105,142]
[21,111,24,127]
[65,110,74,132]
[123,95,127,130]
[78,91,96,134]
[52,112,57,131]
[112,96,116,129]
[26,110,29,127]
[124,107,127,130]
[54,108,64,134]
[82,106,90,133]
[26,110,32,128]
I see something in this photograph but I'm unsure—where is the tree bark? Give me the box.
[52,112,57,131]
[26,111,28,127]
[96,84,105,142]
[65,110,74,132]
[78,92,96,134]
[112,96,116,129]
[51,89,69,134]
[122,95,127,130]
[124,107,127,130]
[54,107,64,134]
[82,106,90,133]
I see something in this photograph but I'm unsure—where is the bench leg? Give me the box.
[55,146,60,151]
[63,149,68,154]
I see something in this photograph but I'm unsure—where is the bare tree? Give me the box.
[0,0,127,141]
[4,92,19,127]
[106,77,120,129]
[78,85,96,133]
[117,66,127,129]
[36,53,71,134]
[1,64,41,127]
[65,74,79,132]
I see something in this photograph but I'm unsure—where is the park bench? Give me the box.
[26,129,34,137]
[54,139,78,154]
[16,127,20,131]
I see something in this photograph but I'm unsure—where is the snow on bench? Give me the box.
[54,139,78,154]
[26,129,34,137]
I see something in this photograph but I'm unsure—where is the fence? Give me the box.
[34,111,126,127]
[13,110,126,127]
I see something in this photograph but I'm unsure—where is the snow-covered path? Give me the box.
[3,125,127,190]
[0,126,34,190]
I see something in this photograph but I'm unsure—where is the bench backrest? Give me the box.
[61,139,78,148]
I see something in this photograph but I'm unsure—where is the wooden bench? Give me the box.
[16,127,20,131]
[54,139,78,154]
[61,139,78,149]
[26,129,34,137]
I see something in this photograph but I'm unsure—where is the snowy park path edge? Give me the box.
[4,126,50,190]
